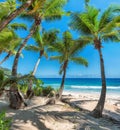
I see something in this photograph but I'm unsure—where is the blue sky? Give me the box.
[0,0,120,78]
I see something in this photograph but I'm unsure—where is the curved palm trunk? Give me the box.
[0,51,11,65]
[91,47,106,118]
[10,20,41,109]
[12,24,39,76]
[0,0,35,32]
[27,50,44,98]
[32,53,43,76]
[58,61,68,99]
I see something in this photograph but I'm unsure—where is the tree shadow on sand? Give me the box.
[34,107,120,130]
[0,102,50,130]
[1,98,120,130]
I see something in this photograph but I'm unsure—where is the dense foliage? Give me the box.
[0,111,11,130]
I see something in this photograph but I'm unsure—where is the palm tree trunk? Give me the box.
[32,55,42,76]
[58,61,68,99]
[10,20,41,109]
[0,0,35,32]
[0,52,11,65]
[12,24,38,77]
[27,50,43,98]
[91,47,106,118]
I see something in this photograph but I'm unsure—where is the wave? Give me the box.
[71,85,120,89]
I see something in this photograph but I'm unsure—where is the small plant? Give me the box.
[0,111,11,130]
[33,79,44,96]
[33,86,43,96]
[42,86,54,96]
[18,84,28,95]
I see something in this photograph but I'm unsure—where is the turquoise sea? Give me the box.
[41,78,120,94]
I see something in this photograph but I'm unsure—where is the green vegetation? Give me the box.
[0,111,11,130]
[0,0,119,119]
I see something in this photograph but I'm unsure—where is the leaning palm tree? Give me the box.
[70,5,120,118]
[25,28,58,97]
[49,31,88,99]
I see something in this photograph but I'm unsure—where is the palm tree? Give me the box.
[25,28,58,97]
[0,0,35,31]
[49,31,88,99]
[70,5,120,118]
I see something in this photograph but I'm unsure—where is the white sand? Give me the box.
[0,92,120,130]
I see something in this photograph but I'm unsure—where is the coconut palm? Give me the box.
[70,5,120,118]
[26,29,59,75]
[49,31,88,99]
[0,0,35,31]
[25,28,58,96]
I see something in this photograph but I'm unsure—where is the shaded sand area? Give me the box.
[0,93,120,130]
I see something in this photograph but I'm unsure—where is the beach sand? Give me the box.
[0,92,120,130]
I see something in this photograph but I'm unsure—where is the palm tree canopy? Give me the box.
[25,29,59,58]
[20,0,69,22]
[0,22,27,54]
[0,0,16,22]
[70,5,120,45]
[49,31,88,74]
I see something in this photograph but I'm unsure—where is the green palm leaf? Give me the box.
[25,45,40,52]
[9,23,27,30]
[70,57,88,67]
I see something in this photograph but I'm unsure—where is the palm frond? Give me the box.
[0,0,16,21]
[70,13,91,35]
[43,51,48,59]
[70,36,92,57]
[25,45,40,52]
[99,5,120,30]
[48,42,64,53]
[9,23,27,30]
[70,57,88,67]
[43,29,59,45]
[100,16,120,33]
[0,28,15,44]
[102,30,120,42]
[43,0,68,21]
[50,55,64,63]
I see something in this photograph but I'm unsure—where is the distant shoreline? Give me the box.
[40,77,120,79]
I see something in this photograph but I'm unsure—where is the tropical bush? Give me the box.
[0,111,11,130]
[42,86,54,96]
[33,79,44,96]
[17,78,55,97]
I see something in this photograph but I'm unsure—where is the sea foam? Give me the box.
[71,85,120,89]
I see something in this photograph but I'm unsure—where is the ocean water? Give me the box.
[41,78,120,94]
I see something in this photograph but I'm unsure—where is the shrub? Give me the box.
[0,111,11,130]
[33,86,43,96]
[18,84,28,95]
[33,79,44,96]
[42,86,54,96]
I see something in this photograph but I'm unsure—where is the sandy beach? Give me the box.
[0,92,120,130]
